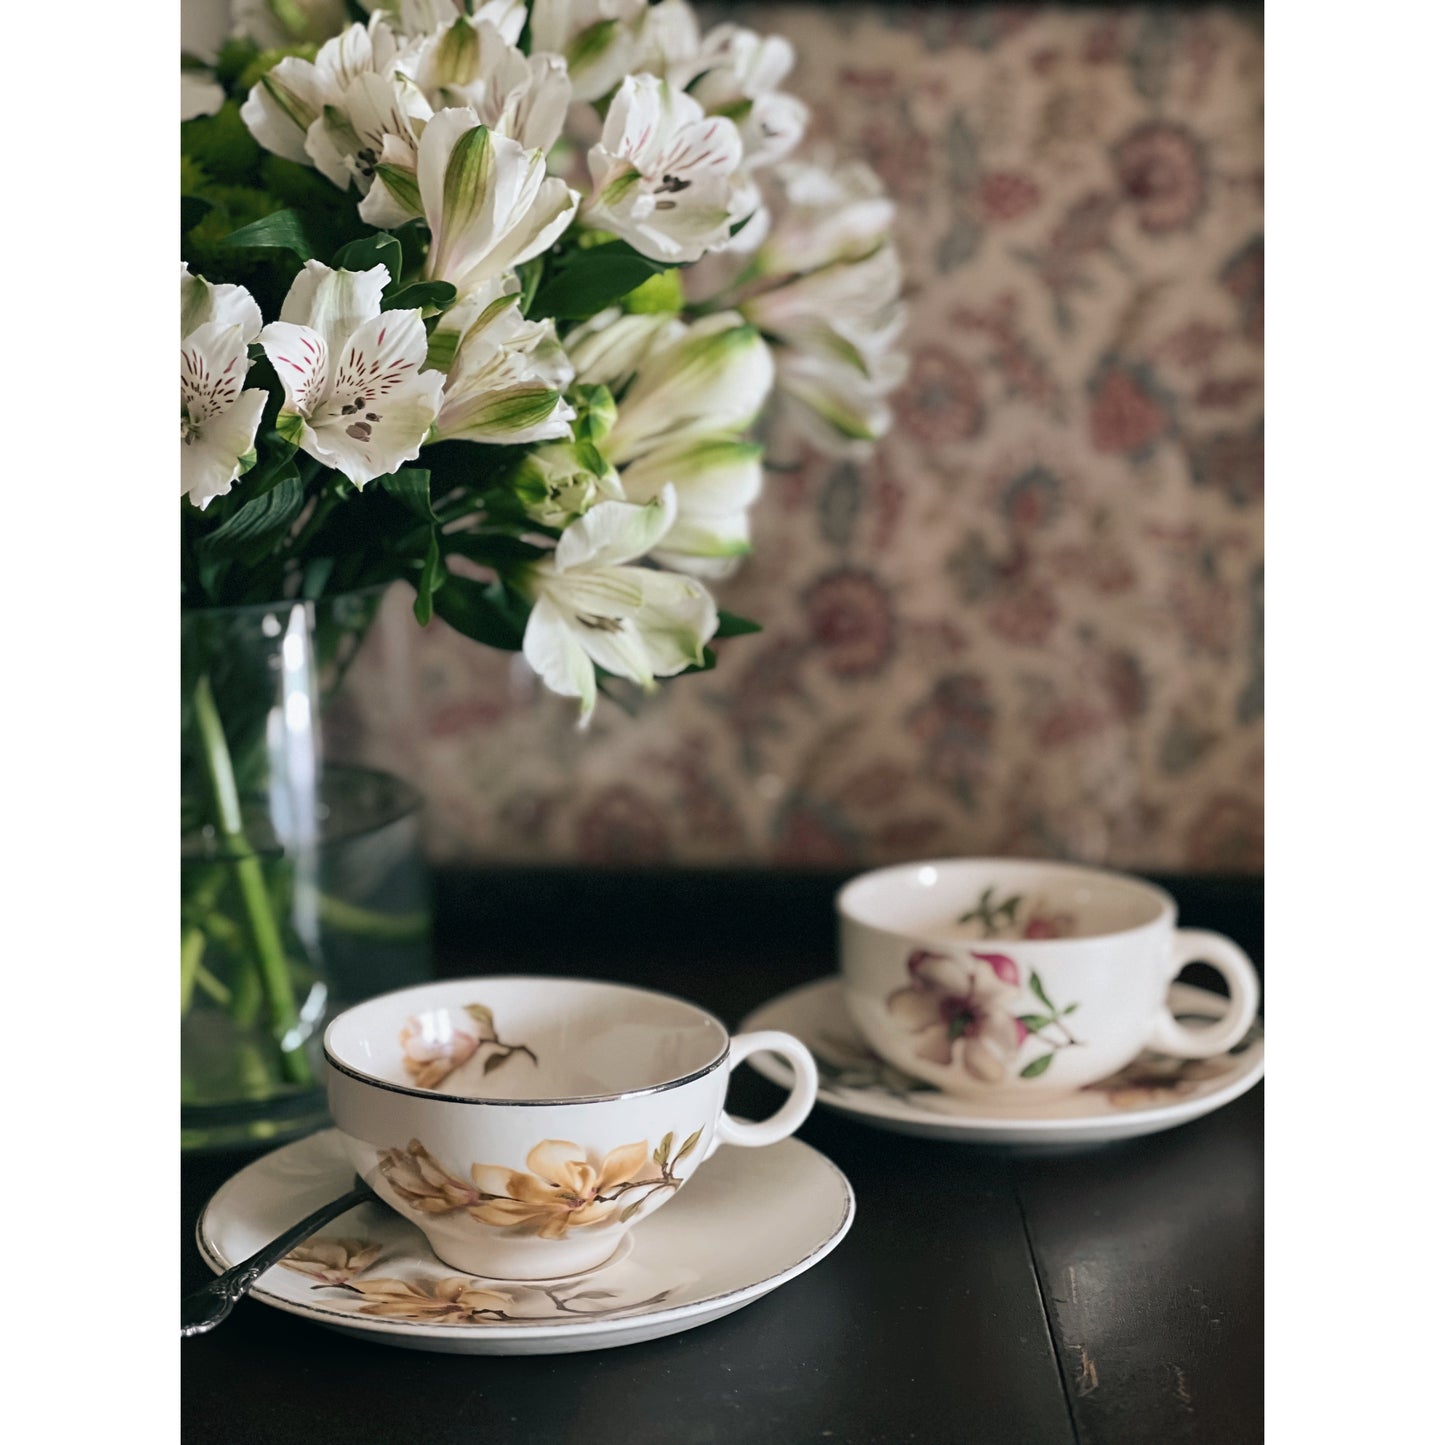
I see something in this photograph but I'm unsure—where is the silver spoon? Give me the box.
[181,1174,373,1338]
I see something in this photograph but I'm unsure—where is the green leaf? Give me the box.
[384,280,457,313]
[464,1004,495,1031]
[379,468,437,522]
[1020,1054,1054,1078]
[413,530,444,626]
[675,1128,703,1163]
[715,611,762,639]
[1062,1003,1079,1016]
[653,1132,674,1166]
[1028,971,1055,1012]
[199,470,305,557]
[529,241,674,321]
[222,207,315,260]
[1017,1014,1051,1034]
[620,268,684,314]
[431,574,530,651]
[332,233,403,286]
[482,1051,509,1075]
[619,1200,644,1223]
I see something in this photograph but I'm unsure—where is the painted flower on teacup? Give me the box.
[399,1003,538,1090]
[376,1130,704,1239]
[955,886,1078,942]
[887,948,1083,1083]
[279,1237,382,1286]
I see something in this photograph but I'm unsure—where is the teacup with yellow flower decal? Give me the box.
[325,977,818,1279]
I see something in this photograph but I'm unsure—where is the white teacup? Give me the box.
[324,977,818,1279]
[839,859,1260,1102]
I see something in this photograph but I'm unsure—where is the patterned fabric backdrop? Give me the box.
[335,3,1264,872]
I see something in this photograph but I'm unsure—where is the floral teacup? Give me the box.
[324,977,818,1279]
[838,859,1260,1102]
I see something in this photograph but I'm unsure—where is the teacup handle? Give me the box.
[1144,929,1261,1059]
[706,1031,819,1159]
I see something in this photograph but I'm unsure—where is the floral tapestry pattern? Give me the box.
[336,4,1264,872]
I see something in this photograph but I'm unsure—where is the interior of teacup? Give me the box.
[839,859,1172,943]
[325,977,729,1102]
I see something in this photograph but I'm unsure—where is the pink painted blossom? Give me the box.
[887,951,1025,1084]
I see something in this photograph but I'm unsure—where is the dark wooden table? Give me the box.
[182,870,1263,1445]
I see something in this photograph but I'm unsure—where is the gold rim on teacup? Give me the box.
[324,977,819,1280]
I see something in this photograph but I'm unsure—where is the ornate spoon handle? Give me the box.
[181,1177,372,1338]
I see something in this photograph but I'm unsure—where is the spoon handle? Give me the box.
[182,1179,372,1338]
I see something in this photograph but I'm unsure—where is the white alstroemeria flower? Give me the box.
[428,278,577,445]
[512,439,624,528]
[521,488,719,724]
[583,75,745,263]
[758,158,897,277]
[259,262,444,486]
[615,436,763,577]
[583,311,774,463]
[744,242,904,345]
[181,269,268,509]
[565,307,772,571]
[529,0,648,103]
[241,16,418,172]
[676,25,807,170]
[369,109,579,298]
[775,344,906,457]
[412,16,571,153]
[361,1,526,42]
[308,70,433,206]
[564,308,677,392]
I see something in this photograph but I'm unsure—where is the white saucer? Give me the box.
[740,979,1264,1146]
[197,1128,854,1355]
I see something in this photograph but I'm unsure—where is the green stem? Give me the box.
[181,926,206,1014]
[316,893,431,943]
[193,962,233,1007]
[193,675,313,1087]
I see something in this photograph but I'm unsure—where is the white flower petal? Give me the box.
[183,388,267,510]
[279,261,390,357]
[258,321,331,417]
[522,593,599,723]
[554,490,675,572]
[241,56,325,166]
[181,267,263,343]
[303,310,444,484]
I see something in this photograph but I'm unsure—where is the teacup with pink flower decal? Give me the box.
[838,859,1260,1102]
[325,977,817,1280]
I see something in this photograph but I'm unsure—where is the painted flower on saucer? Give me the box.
[279,1239,682,1325]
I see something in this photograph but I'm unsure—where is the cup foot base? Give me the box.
[428,1233,634,1283]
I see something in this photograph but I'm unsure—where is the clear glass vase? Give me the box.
[181,591,431,1151]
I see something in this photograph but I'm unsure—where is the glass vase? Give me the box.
[181,591,431,1151]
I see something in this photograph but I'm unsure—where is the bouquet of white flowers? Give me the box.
[182,0,907,723]
[180,1,906,1129]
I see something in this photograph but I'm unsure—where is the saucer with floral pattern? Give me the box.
[739,978,1263,1146]
[197,1128,854,1354]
